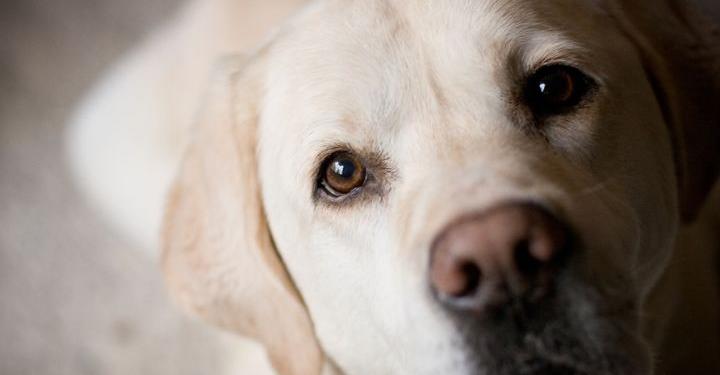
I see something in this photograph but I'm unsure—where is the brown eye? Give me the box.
[525,65,593,116]
[320,152,366,196]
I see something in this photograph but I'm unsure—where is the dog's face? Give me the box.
[163,1,720,375]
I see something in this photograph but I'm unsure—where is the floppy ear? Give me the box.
[608,0,720,221]
[162,56,324,375]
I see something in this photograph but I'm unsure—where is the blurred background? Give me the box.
[0,0,263,374]
[0,0,719,374]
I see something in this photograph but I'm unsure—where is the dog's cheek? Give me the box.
[595,75,679,296]
[302,223,402,374]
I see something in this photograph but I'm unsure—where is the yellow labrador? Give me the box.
[68,0,720,374]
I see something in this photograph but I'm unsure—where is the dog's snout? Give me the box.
[429,202,569,313]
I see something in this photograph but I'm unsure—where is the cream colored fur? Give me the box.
[68,0,719,374]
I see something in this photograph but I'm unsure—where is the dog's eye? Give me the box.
[525,65,593,116]
[320,152,366,196]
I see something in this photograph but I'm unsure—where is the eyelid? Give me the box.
[525,59,603,88]
[319,178,367,200]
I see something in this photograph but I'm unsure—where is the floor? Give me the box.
[1,0,718,374]
[0,1,250,374]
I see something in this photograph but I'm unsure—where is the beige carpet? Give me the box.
[1,1,718,374]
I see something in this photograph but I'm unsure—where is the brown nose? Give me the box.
[429,202,568,313]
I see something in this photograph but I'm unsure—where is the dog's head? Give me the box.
[162,1,720,374]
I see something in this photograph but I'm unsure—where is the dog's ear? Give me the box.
[162,56,324,375]
[608,0,720,221]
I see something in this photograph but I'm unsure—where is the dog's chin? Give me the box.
[465,338,648,375]
[460,316,651,375]
[454,273,651,375]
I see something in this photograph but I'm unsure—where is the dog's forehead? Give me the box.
[264,0,608,112]
[260,0,615,167]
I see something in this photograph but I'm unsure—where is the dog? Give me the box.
[68,0,720,374]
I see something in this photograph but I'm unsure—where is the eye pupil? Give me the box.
[332,159,355,179]
[536,71,573,103]
[538,82,547,93]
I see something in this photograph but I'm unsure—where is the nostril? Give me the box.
[456,261,482,297]
[430,238,485,299]
[514,239,542,277]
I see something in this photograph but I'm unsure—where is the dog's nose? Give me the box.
[430,202,568,313]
